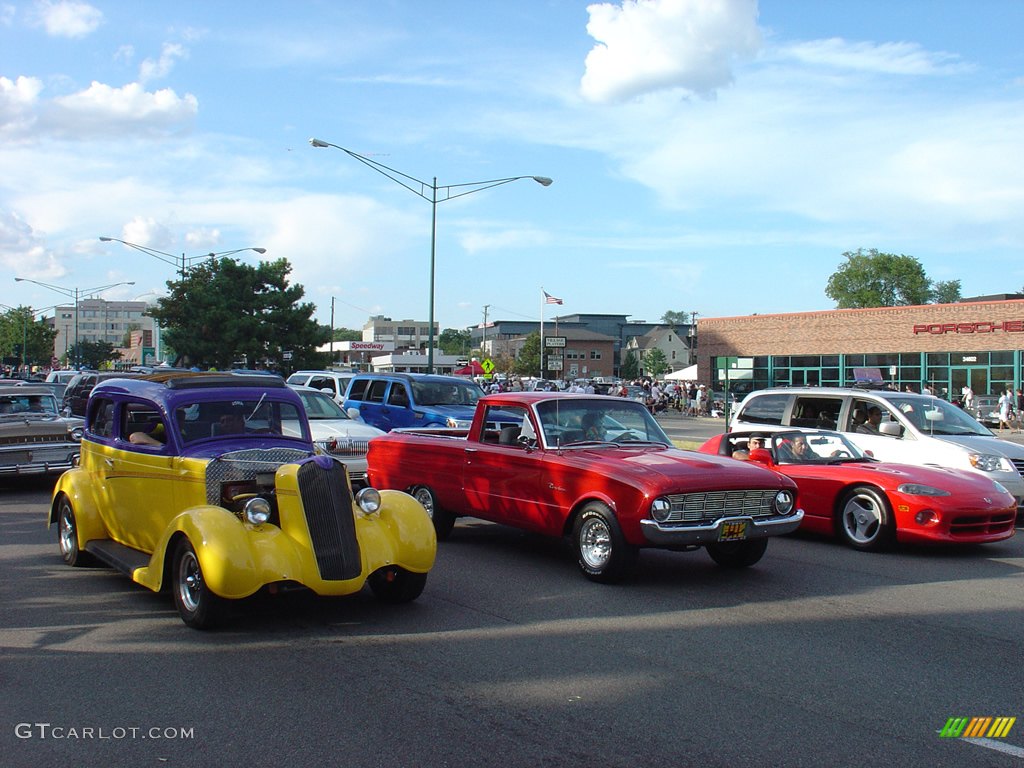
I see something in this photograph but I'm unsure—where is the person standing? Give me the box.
[998,388,1015,432]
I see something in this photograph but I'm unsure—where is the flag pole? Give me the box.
[539,287,545,380]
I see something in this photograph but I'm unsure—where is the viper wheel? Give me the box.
[706,538,768,568]
[571,502,638,583]
[172,538,226,629]
[368,567,428,603]
[412,485,455,540]
[56,494,91,567]
[837,486,895,551]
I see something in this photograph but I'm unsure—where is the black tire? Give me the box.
[412,486,455,540]
[706,537,768,568]
[368,567,428,603]
[172,538,227,630]
[837,486,895,551]
[56,494,92,567]
[571,502,638,583]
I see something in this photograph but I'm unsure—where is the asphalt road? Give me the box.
[2,476,1023,768]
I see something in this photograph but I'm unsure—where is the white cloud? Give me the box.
[779,38,969,76]
[0,210,68,279]
[42,81,198,138]
[581,0,760,103]
[139,43,188,84]
[0,75,43,139]
[30,0,101,39]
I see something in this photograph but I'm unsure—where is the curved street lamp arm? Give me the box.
[310,138,434,202]
[99,237,181,270]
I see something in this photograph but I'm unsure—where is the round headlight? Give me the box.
[70,427,84,441]
[650,497,672,523]
[356,487,382,516]
[244,497,272,525]
[773,490,795,516]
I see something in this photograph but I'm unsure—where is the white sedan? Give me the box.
[288,385,385,488]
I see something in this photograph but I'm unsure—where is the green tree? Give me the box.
[67,340,120,370]
[660,310,690,328]
[620,350,640,380]
[513,332,541,375]
[932,279,963,304]
[644,348,669,378]
[438,328,471,357]
[149,256,329,371]
[332,327,362,342]
[0,307,57,368]
[825,248,934,308]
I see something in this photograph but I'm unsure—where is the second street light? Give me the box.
[99,237,267,280]
[13,278,135,368]
[310,137,552,373]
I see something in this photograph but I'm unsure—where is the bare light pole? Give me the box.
[309,137,552,374]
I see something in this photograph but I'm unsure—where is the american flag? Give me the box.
[544,291,563,305]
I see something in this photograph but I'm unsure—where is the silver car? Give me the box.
[288,385,384,488]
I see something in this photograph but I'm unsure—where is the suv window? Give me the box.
[737,393,789,425]
[347,378,370,401]
[791,396,842,429]
[388,383,409,407]
[366,380,388,404]
[308,376,336,395]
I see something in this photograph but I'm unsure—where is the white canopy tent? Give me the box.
[665,364,698,381]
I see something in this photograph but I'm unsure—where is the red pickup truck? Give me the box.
[368,392,803,582]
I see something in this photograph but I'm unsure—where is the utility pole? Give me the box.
[481,304,490,355]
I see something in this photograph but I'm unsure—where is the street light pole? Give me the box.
[309,137,552,373]
[14,278,135,368]
[99,237,267,280]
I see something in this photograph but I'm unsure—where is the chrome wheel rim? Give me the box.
[413,488,435,520]
[177,550,202,614]
[842,493,882,544]
[58,504,75,558]
[579,517,612,570]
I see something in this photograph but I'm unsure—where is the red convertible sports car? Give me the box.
[699,429,1016,551]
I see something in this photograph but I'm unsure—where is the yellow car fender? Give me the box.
[49,467,107,547]
[135,507,303,600]
[357,489,437,575]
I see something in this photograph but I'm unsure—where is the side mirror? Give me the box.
[346,407,363,422]
[748,447,775,466]
[879,421,902,437]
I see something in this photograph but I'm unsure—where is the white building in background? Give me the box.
[362,315,438,352]
[49,299,155,362]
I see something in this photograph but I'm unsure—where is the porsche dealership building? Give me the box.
[696,296,1024,400]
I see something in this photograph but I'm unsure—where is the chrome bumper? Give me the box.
[640,510,805,547]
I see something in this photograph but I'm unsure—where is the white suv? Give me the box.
[730,386,1024,511]
[285,370,353,405]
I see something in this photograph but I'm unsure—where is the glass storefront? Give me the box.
[726,350,1023,400]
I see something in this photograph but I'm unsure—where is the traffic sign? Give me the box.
[545,336,566,348]
[481,358,495,374]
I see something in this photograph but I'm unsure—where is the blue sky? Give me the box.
[2,0,1023,333]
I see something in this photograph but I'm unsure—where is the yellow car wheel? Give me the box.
[172,538,227,629]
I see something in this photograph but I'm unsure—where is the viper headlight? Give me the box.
[897,483,950,497]
[244,497,272,525]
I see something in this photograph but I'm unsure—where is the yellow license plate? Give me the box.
[718,520,749,542]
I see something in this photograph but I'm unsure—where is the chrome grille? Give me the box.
[317,437,370,457]
[663,489,778,523]
[205,447,311,505]
[297,460,362,581]
[1008,458,1024,476]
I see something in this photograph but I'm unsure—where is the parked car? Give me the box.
[45,370,79,385]
[970,395,1002,427]
[343,372,485,432]
[729,386,1024,514]
[285,370,354,405]
[367,392,803,581]
[699,429,1016,550]
[49,371,436,628]
[0,385,83,475]
[288,385,385,489]
[61,371,144,417]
